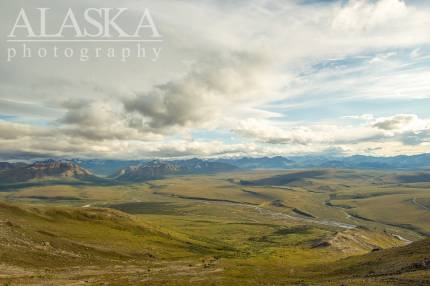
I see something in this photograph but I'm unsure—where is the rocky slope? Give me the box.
[0,160,93,183]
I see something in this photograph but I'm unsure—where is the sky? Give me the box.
[0,0,430,160]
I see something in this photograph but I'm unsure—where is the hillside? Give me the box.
[0,199,428,285]
[0,201,232,285]
[0,202,213,263]
[0,160,94,183]
[1,167,429,285]
[315,237,430,285]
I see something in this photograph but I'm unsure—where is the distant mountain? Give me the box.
[2,153,430,184]
[114,159,238,182]
[0,162,17,170]
[0,160,93,183]
[114,160,180,182]
[170,158,240,173]
[71,159,144,176]
[316,154,430,170]
[216,153,430,170]
[217,156,294,169]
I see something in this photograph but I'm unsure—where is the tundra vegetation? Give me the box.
[0,165,429,285]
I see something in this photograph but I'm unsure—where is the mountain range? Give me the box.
[86,154,430,175]
[71,159,144,176]
[113,159,239,182]
[1,153,430,184]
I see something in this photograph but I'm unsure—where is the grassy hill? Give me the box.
[1,200,428,285]
[0,202,217,266]
[314,237,430,285]
[0,201,241,285]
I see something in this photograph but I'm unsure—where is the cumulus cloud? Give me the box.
[123,51,282,133]
[233,114,430,147]
[332,0,408,32]
[56,100,163,141]
[343,114,375,121]
[233,119,378,145]
[372,114,428,132]
[0,120,283,160]
[0,121,49,140]
[401,131,430,146]
[233,119,314,145]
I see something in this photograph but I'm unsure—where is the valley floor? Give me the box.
[1,169,430,285]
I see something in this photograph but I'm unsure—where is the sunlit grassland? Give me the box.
[1,169,429,285]
[4,169,429,240]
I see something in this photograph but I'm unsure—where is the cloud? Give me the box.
[233,114,430,147]
[56,100,163,141]
[370,114,430,146]
[332,0,408,32]
[0,120,49,140]
[232,118,381,145]
[0,120,283,160]
[1,0,430,159]
[123,51,282,133]
[343,114,374,121]
[233,119,313,145]
[401,131,430,146]
[372,114,429,132]
[1,114,429,161]
[60,101,117,127]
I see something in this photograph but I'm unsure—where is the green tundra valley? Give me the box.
[0,159,429,285]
